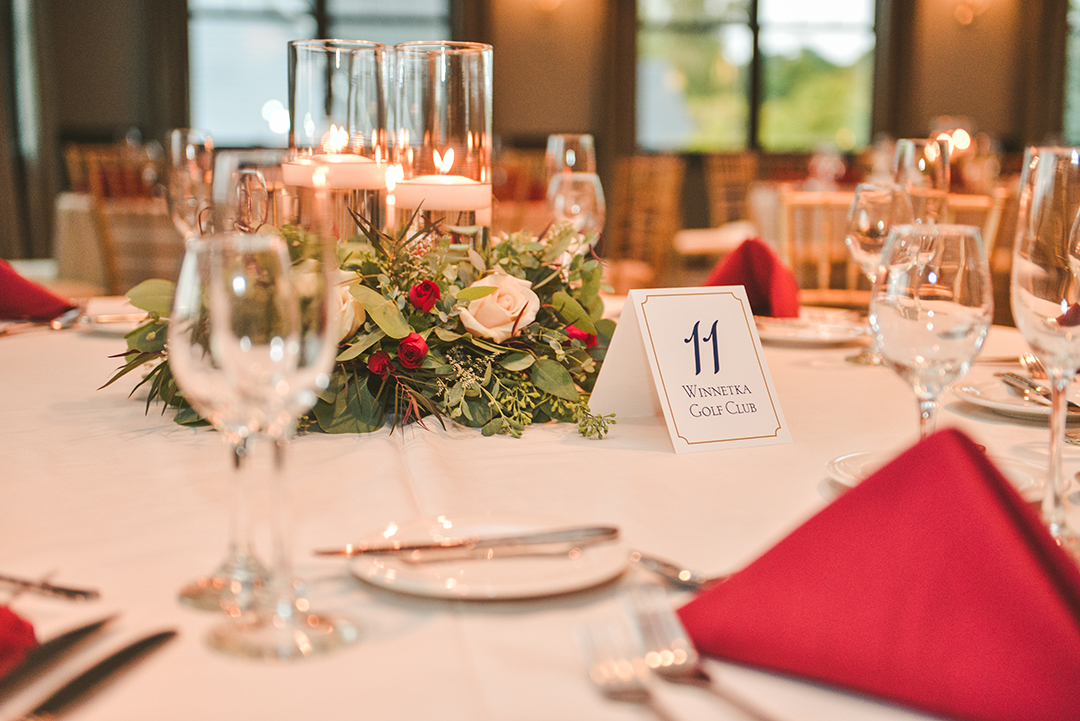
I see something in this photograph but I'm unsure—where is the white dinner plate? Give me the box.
[75,296,146,336]
[951,379,1080,422]
[754,307,868,347]
[349,515,629,600]
[826,450,1044,501]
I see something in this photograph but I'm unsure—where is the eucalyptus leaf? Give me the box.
[434,327,463,342]
[551,291,596,335]
[458,285,498,302]
[126,279,175,317]
[531,358,580,401]
[125,319,168,353]
[499,352,534,371]
[350,284,411,339]
[336,329,386,361]
[313,375,385,433]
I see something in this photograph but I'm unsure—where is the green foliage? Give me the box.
[106,219,616,440]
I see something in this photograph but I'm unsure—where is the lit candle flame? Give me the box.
[434,148,455,175]
[322,124,349,154]
[386,163,404,192]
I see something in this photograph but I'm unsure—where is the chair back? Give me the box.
[65,143,178,295]
[704,152,758,226]
[776,187,863,307]
[603,154,685,290]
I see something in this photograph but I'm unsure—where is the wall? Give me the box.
[488,0,608,144]
[904,0,1024,146]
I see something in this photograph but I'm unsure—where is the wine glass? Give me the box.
[844,182,914,365]
[1010,146,1080,560]
[167,129,214,239]
[211,148,289,234]
[870,223,992,439]
[545,133,605,236]
[203,228,357,659]
[893,138,950,223]
[167,238,267,613]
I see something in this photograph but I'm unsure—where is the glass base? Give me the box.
[178,554,267,612]
[845,348,882,366]
[207,609,359,660]
[1048,523,1080,564]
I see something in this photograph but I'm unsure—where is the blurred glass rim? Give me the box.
[393,40,492,57]
[288,38,389,54]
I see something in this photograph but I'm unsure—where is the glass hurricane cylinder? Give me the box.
[393,41,493,252]
[286,39,390,237]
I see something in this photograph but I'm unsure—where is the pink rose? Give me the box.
[368,351,392,377]
[397,333,428,369]
[409,280,441,313]
[564,324,597,348]
[458,272,540,343]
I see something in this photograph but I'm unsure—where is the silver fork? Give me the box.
[627,585,783,721]
[578,618,681,721]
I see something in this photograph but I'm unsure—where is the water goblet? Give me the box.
[167,237,267,612]
[167,129,214,239]
[1010,146,1080,560]
[545,133,605,236]
[870,223,992,439]
[893,138,950,223]
[204,229,357,659]
[844,182,913,365]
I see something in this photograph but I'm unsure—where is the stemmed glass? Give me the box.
[870,224,992,439]
[545,133,605,236]
[202,227,357,659]
[844,182,913,365]
[893,138,950,224]
[168,238,267,612]
[1010,146,1080,560]
[167,129,214,239]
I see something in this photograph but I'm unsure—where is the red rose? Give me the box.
[564,324,597,348]
[367,351,393,377]
[409,280,441,313]
[397,332,428,369]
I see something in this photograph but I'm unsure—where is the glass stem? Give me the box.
[1045,376,1070,533]
[269,436,297,622]
[918,397,937,439]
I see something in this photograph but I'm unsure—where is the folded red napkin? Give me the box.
[0,606,37,677]
[703,238,800,318]
[0,259,74,321]
[678,429,1080,721]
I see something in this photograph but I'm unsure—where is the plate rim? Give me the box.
[348,514,629,600]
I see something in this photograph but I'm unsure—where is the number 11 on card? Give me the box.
[685,320,720,376]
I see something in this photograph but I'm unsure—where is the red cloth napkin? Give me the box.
[0,606,37,677]
[703,238,800,318]
[0,259,74,321]
[678,429,1080,721]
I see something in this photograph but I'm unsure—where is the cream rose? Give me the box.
[332,273,366,342]
[459,272,540,343]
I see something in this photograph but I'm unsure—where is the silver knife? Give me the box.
[12,630,176,720]
[314,525,619,557]
[0,615,116,704]
[999,372,1080,412]
[0,574,99,601]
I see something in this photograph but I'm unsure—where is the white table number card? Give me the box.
[590,287,791,453]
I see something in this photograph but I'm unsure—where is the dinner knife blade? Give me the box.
[0,574,99,601]
[13,630,176,720]
[314,525,619,557]
[0,615,116,704]
[999,373,1080,412]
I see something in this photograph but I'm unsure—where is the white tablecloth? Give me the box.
[1,325,1075,720]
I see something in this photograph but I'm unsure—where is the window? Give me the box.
[637,0,876,152]
[188,0,451,147]
[1066,0,1080,143]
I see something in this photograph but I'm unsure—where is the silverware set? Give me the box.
[578,584,782,721]
[0,574,175,720]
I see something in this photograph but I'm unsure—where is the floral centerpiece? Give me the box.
[105,215,616,439]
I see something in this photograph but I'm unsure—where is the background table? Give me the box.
[1,323,1076,720]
